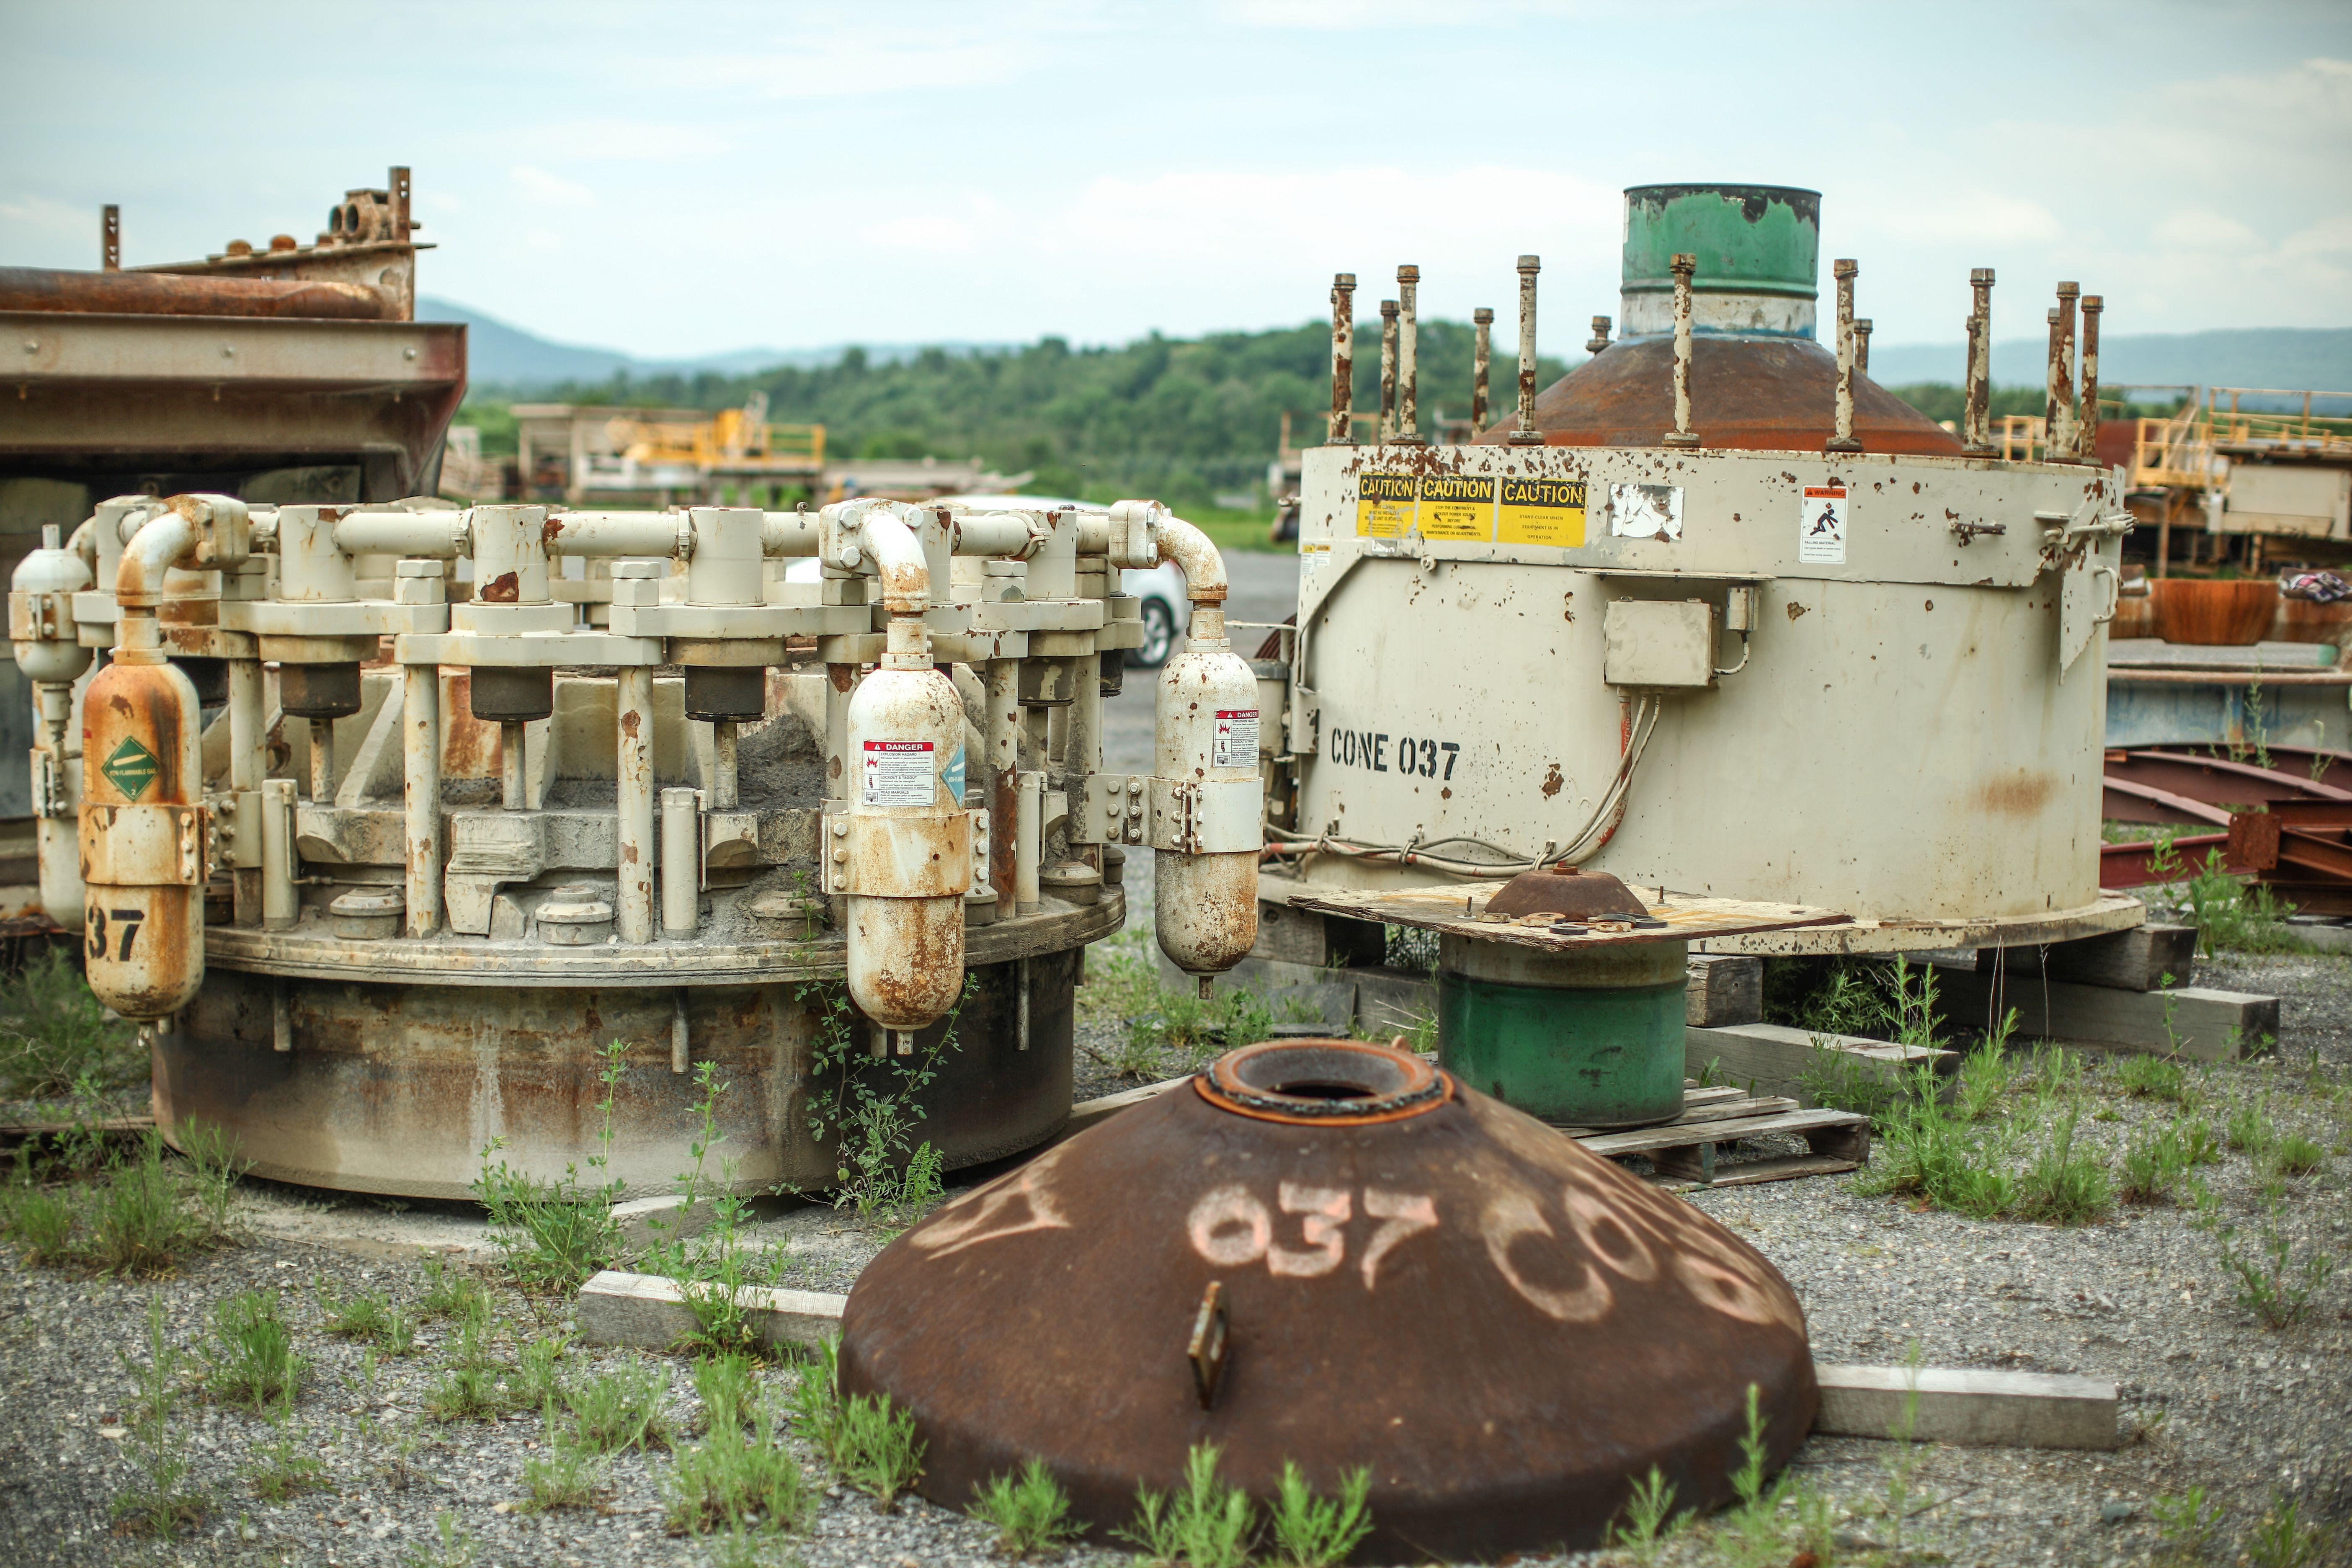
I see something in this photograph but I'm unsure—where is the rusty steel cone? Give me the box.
[839,1038,1816,1562]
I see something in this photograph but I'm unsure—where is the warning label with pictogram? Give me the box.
[861,740,936,807]
[1212,710,1259,769]
[1799,485,1848,564]
[102,736,160,802]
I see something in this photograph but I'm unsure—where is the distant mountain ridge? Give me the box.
[418,297,1008,392]
[423,295,2352,402]
[1867,328,2352,398]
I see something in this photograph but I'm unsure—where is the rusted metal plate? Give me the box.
[841,1039,1815,1561]
[1291,881,1844,952]
[159,950,1077,1199]
[1475,337,1962,456]
[0,266,394,320]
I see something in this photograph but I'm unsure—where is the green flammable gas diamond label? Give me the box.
[101,736,160,801]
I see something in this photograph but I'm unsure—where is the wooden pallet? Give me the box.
[1565,1086,1870,1189]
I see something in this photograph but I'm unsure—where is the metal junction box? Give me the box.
[1602,599,1716,689]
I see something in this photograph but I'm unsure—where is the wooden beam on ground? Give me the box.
[1976,923,2197,992]
[576,1269,843,1353]
[1686,1022,1952,1106]
[1813,1362,2119,1450]
[1685,954,1763,1026]
[1929,961,2277,1060]
[1045,1075,1192,1148]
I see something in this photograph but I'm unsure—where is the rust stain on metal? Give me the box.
[479,571,519,603]
[840,1040,1815,1563]
[1975,773,2057,816]
[620,709,642,739]
[1540,764,1564,798]
[1786,601,1810,620]
[828,663,855,694]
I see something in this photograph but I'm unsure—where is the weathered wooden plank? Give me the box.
[1976,923,2197,992]
[1580,1107,1865,1158]
[1813,1362,2119,1450]
[1686,954,1764,1026]
[1688,1022,1953,1105]
[1930,962,2278,1060]
[1700,1154,1858,1189]
[1047,1075,1192,1147]
[576,1269,843,1353]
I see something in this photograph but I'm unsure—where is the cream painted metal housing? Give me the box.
[1273,441,2129,946]
[11,490,1249,1195]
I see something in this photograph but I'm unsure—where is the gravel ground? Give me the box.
[5,931,2348,1566]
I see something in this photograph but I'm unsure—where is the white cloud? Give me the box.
[508,165,596,209]
[2151,209,2264,252]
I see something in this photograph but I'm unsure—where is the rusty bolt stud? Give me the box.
[1378,299,1400,444]
[1963,267,1996,455]
[1662,253,1700,449]
[102,204,121,272]
[1471,307,1494,432]
[1586,315,1613,355]
[1854,318,1872,377]
[1328,273,1357,445]
[1508,254,1545,446]
[1825,258,1863,454]
[1394,265,1423,444]
[2045,281,2082,463]
[2079,294,2104,463]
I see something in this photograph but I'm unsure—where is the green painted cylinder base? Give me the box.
[1437,962,1687,1129]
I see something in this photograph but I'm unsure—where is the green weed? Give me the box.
[417,1256,492,1323]
[472,1039,626,1293]
[2121,1122,2196,1205]
[2152,1485,2225,1560]
[2270,1133,2326,1177]
[970,1458,1085,1559]
[1878,1341,1930,1555]
[201,1291,305,1416]
[827,1391,925,1510]
[2228,1101,2280,1157]
[2215,1223,2336,1328]
[1118,1442,1256,1568]
[549,1359,674,1453]
[404,1510,478,1568]
[2117,1052,2191,1104]
[0,945,140,1097]
[110,1294,206,1537]
[2246,1488,2334,1568]
[4,1131,243,1277]
[694,1351,757,1433]
[245,1430,330,1502]
[662,1395,814,1537]
[321,1287,419,1355]
[2014,1104,2113,1224]
[1606,1465,1683,1564]
[521,1444,607,1512]
[1797,1037,1904,1120]
[1267,1460,1373,1568]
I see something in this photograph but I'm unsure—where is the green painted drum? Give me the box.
[1436,936,1687,1128]
[1619,183,1820,340]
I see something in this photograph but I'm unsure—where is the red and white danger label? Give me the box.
[1212,709,1259,769]
[861,740,936,807]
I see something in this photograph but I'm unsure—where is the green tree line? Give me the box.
[460,321,1565,504]
[455,321,2175,503]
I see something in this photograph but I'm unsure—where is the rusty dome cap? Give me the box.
[1477,335,1962,455]
[839,1038,1816,1563]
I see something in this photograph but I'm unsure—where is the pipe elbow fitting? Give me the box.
[1154,513,1228,605]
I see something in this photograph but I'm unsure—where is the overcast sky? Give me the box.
[4,1,2347,361]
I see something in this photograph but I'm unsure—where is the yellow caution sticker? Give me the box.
[1497,476,1587,547]
[1354,472,1415,537]
[1416,474,1496,541]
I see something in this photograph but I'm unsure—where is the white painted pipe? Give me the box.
[660,787,699,936]
[1016,769,1042,911]
[501,722,527,810]
[616,666,654,944]
[671,990,689,1075]
[401,662,441,937]
[711,720,739,810]
[261,778,297,931]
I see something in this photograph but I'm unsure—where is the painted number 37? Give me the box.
[1187,1183,1437,1289]
[85,905,144,962]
